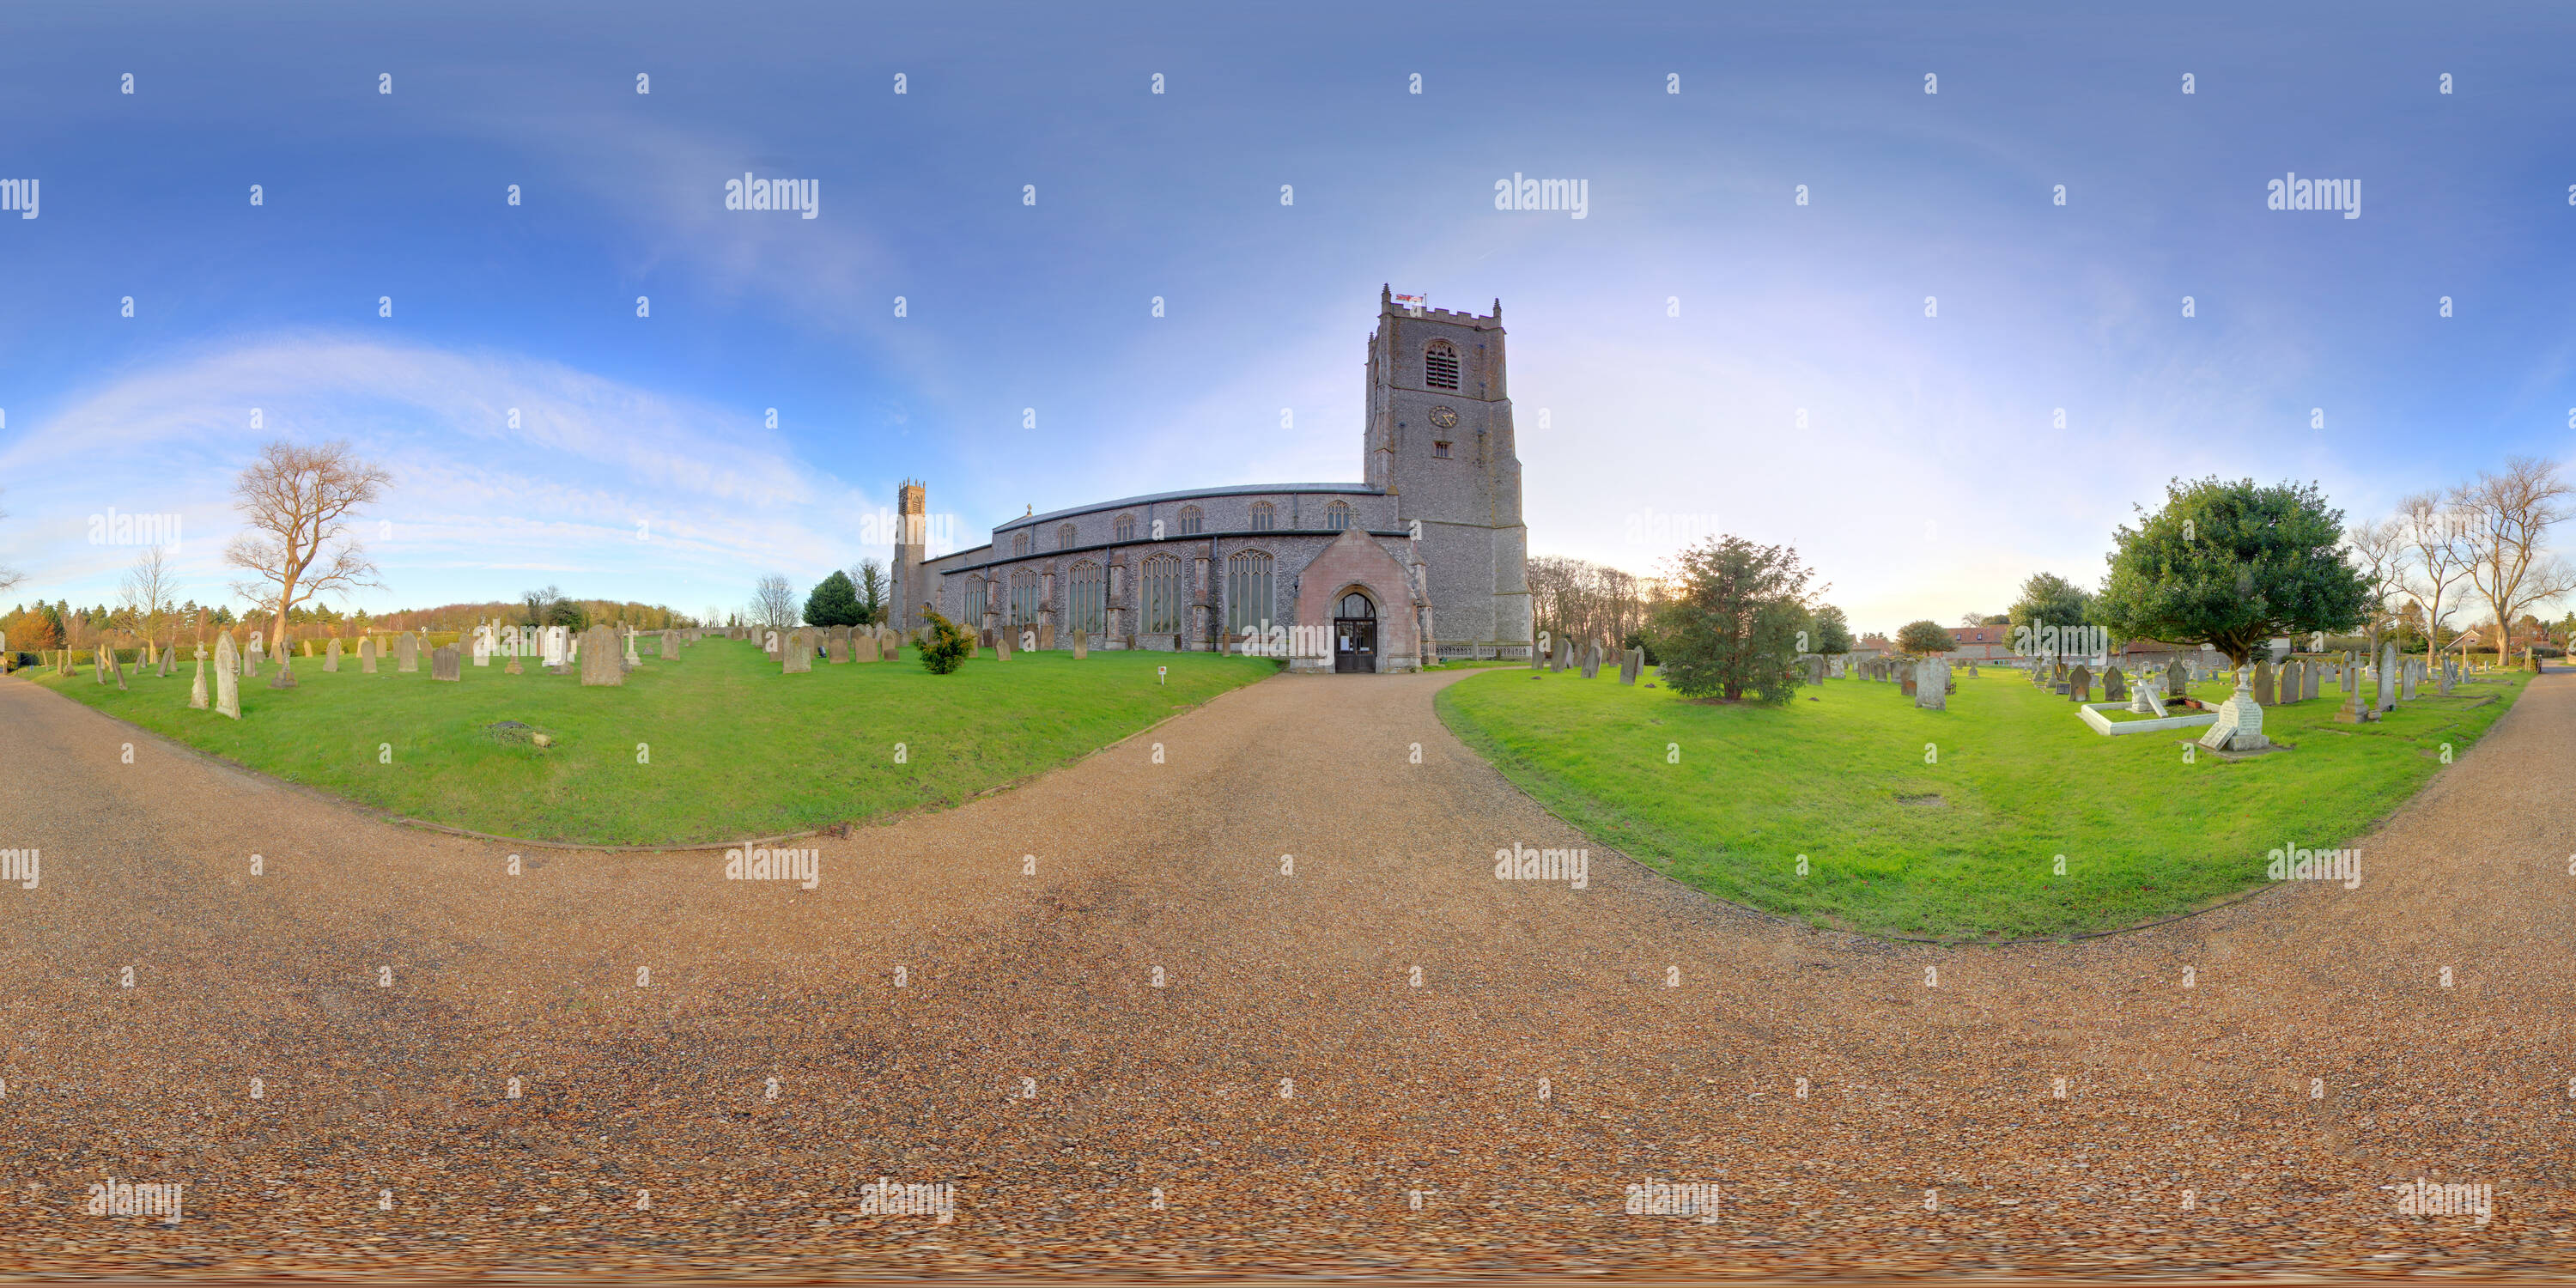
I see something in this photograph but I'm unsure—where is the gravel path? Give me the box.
[1,662,2570,1279]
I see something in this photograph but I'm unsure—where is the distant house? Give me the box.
[1850,633,1894,660]
[1943,624,2015,661]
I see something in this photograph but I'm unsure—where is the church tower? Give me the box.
[890,480,928,632]
[1365,286,1531,657]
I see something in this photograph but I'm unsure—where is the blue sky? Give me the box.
[3,0,2571,634]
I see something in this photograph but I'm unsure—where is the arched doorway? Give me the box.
[1334,591,1377,673]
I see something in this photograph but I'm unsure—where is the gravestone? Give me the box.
[764,630,781,659]
[213,634,240,720]
[99,644,125,690]
[325,639,342,672]
[2303,661,2321,701]
[189,646,209,709]
[1965,662,1978,677]
[431,645,461,682]
[2103,666,2127,701]
[2128,670,2158,714]
[240,638,258,679]
[580,625,625,685]
[2251,659,2273,707]
[2438,661,2454,696]
[781,628,814,673]
[2068,664,2092,702]
[2402,659,2417,701]
[397,633,420,673]
[829,626,851,664]
[623,630,642,669]
[857,631,881,663]
[2201,668,2270,750]
[1039,623,1055,651]
[1899,669,1917,696]
[1621,647,1643,685]
[1916,658,1948,710]
[1582,643,1601,679]
[2376,644,2400,713]
[1806,655,1826,686]
[1072,629,1089,660]
[472,633,489,667]
[663,630,680,661]
[543,627,568,670]
[359,638,379,674]
[2166,660,2188,698]
[995,631,1012,661]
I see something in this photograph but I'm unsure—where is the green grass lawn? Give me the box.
[1438,663,2530,940]
[35,639,1277,845]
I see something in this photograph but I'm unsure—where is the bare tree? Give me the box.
[2457,456,2576,669]
[848,557,890,626]
[751,574,799,630]
[2396,491,2473,671]
[2342,516,2407,663]
[118,546,182,659]
[224,440,392,657]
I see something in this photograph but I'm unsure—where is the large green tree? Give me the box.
[1648,535,1814,703]
[2093,477,2372,666]
[2007,572,2094,635]
[1895,620,1955,657]
[805,570,866,627]
[1807,604,1855,656]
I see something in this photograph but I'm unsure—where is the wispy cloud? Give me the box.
[0,335,893,613]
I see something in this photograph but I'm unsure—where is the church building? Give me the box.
[891,289,1532,671]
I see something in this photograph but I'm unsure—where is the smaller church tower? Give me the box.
[891,480,928,632]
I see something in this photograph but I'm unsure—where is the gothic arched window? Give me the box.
[1068,562,1105,635]
[1012,529,1031,556]
[1176,506,1203,536]
[1424,341,1461,390]
[1114,513,1136,542]
[1249,501,1275,532]
[1226,550,1273,635]
[1009,569,1040,626]
[1141,555,1184,633]
[1325,501,1352,531]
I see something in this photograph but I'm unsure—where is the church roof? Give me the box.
[993,482,1383,532]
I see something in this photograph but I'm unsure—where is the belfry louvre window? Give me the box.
[1177,506,1204,536]
[1325,500,1352,531]
[1424,342,1460,390]
[1114,513,1136,542]
[1226,551,1273,635]
[1058,524,1078,550]
[1012,530,1031,556]
[1141,555,1184,633]
[1069,562,1105,635]
[1249,501,1275,532]
[1010,569,1041,626]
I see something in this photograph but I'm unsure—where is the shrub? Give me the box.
[919,610,974,675]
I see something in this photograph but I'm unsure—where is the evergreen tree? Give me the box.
[1647,535,1815,703]
[805,570,866,627]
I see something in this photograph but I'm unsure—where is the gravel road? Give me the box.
[1,662,2569,1279]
